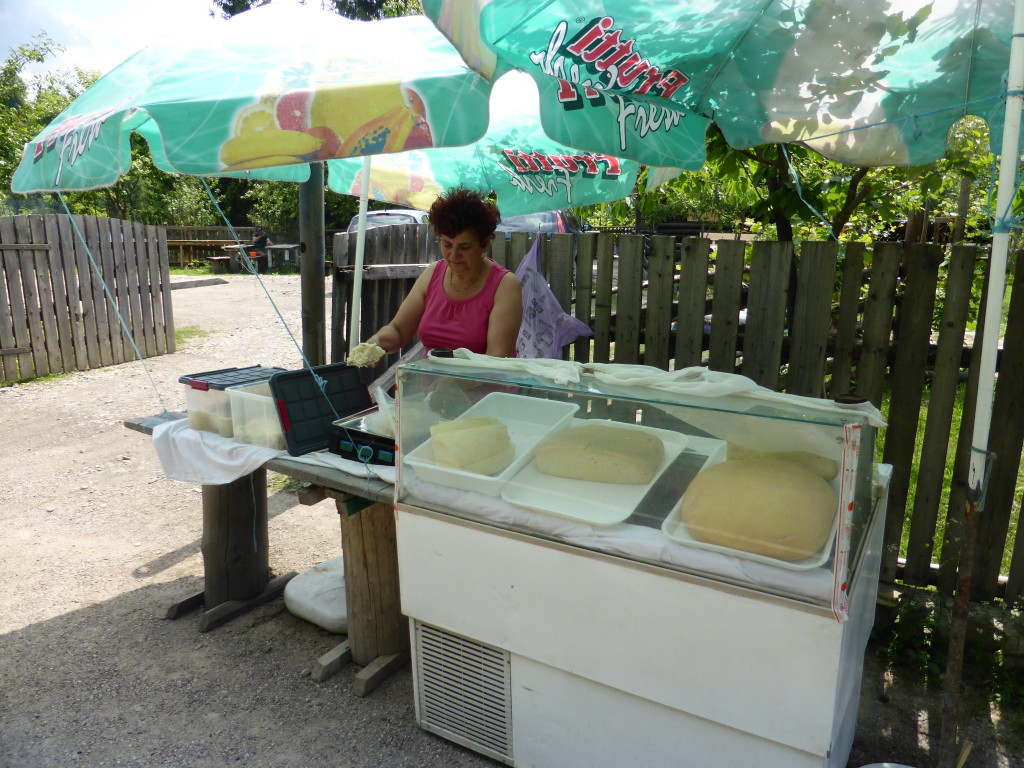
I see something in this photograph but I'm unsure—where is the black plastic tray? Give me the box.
[269,363,372,456]
[178,365,287,391]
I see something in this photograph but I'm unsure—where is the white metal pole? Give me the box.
[349,155,372,356]
[967,0,1024,500]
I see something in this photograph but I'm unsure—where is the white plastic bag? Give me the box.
[514,235,593,359]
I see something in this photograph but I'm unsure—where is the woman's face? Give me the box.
[439,229,490,276]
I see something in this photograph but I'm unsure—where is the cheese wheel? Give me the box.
[532,423,665,484]
[429,417,515,475]
[678,457,837,561]
[726,444,838,480]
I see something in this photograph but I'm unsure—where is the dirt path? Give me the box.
[0,275,1019,767]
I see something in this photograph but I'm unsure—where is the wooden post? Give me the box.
[337,497,407,666]
[201,469,270,606]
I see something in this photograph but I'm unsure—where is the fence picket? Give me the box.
[973,258,1024,600]
[881,243,944,582]
[788,241,839,397]
[615,235,645,364]
[592,233,615,363]
[674,237,710,369]
[13,216,46,378]
[903,246,977,585]
[573,235,597,363]
[741,242,792,389]
[828,242,867,397]
[43,215,75,372]
[856,244,902,406]
[707,239,744,374]
[643,235,676,370]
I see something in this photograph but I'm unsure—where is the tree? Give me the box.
[210,0,419,20]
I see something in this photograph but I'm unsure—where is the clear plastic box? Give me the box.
[228,381,286,450]
[179,365,287,438]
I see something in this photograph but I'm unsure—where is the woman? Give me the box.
[366,187,522,357]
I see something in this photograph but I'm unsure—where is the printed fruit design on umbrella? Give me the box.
[220,82,434,171]
[348,156,442,211]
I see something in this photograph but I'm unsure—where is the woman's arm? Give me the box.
[367,263,436,353]
[485,272,523,357]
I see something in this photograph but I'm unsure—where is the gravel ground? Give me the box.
[0,274,1020,768]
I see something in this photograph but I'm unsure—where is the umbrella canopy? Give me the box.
[424,0,1015,168]
[12,5,493,193]
[327,71,639,216]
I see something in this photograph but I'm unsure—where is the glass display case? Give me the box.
[395,356,881,620]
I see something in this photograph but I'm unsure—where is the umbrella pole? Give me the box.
[938,2,1024,765]
[349,156,372,357]
[299,162,326,366]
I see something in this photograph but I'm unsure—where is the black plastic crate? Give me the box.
[269,363,372,456]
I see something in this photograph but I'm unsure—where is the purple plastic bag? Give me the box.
[514,235,593,359]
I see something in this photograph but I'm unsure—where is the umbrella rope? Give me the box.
[779,144,839,243]
[198,179,342,422]
[198,181,384,486]
[962,0,984,118]
[57,194,171,415]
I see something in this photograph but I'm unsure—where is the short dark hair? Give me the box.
[428,187,500,245]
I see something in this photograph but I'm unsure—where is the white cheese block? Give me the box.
[532,423,665,484]
[430,417,515,476]
[347,342,385,367]
[678,457,837,561]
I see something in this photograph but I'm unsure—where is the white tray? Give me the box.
[500,420,688,526]
[403,392,578,496]
[660,445,840,571]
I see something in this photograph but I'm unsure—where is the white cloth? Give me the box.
[426,352,886,427]
[151,418,395,486]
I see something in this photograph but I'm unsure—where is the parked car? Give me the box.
[496,209,588,282]
[346,208,430,233]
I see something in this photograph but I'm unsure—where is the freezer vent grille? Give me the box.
[413,620,512,763]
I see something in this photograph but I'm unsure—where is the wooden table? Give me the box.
[124,412,406,696]
[167,239,238,267]
[265,243,301,269]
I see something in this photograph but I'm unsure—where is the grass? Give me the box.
[174,325,211,347]
[268,472,307,494]
[874,584,1024,715]
[875,380,1022,580]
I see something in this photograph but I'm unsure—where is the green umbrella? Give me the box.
[328,70,639,216]
[424,0,1014,168]
[10,4,639,357]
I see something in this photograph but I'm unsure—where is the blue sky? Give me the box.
[2,0,225,80]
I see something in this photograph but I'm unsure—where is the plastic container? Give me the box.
[179,365,287,438]
[283,556,347,634]
[228,381,286,450]
[404,392,578,496]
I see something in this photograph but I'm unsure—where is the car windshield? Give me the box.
[348,212,425,232]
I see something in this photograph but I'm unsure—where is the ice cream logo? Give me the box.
[33,108,117,187]
[498,149,623,203]
[220,83,433,171]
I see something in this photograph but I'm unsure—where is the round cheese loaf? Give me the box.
[532,423,665,484]
[678,457,837,561]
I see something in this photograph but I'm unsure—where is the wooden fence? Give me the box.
[0,215,174,382]
[332,225,1024,604]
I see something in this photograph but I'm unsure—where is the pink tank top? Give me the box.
[419,259,511,354]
